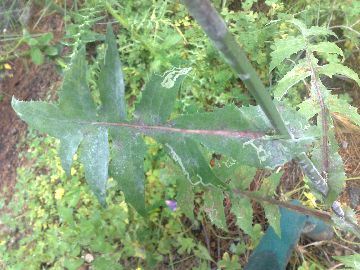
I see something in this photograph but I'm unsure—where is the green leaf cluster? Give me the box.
[0,132,217,269]
[22,30,58,65]
[270,18,360,203]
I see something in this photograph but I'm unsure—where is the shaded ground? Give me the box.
[0,2,63,200]
[0,58,60,198]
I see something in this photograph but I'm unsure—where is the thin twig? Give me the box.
[329,25,360,37]
[328,263,344,270]
[231,189,332,223]
[201,217,212,256]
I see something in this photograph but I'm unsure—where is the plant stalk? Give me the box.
[182,0,288,135]
[232,188,331,223]
[181,0,329,196]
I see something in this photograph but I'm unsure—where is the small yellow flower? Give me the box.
[4,63,11,70]
[50,175,57,183]
[119,201,128,213]
[54,187,65,200]
[304,192,317,208]
[37,208,45,217]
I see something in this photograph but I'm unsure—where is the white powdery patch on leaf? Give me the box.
[161,67,192,88]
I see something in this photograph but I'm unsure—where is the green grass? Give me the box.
[0,132,212,269]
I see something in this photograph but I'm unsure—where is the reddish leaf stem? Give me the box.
[93,121,265,139]
[232,188,332,223]
[306,51,330,177]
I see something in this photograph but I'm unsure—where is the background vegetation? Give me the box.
[0,0,359,269]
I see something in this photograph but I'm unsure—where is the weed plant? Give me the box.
[1,0,360,269]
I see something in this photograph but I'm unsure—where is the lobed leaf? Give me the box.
[11,22,318,219]
[289,19,336,38]
[309,42,344,60]
[270,36,305,71]
[11,48,109,204]
[273,60,310,100]
[328,95,360,126]
[172,104,314,170]
[319,63,360,86]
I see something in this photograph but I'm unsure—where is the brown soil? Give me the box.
[0,3,63,200]
[0,59,60,197]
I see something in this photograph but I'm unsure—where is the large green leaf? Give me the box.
[172,104,314,169]
[12,49,110,205]
[11,24,314,216]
